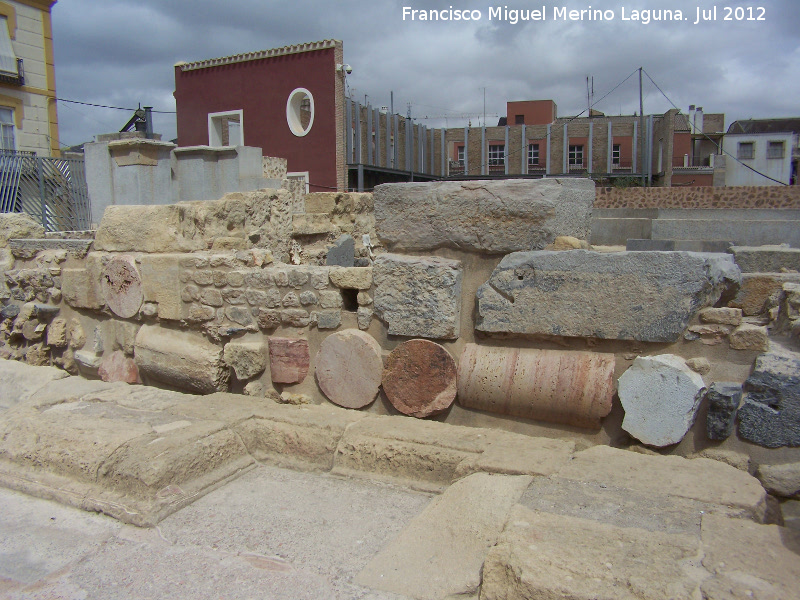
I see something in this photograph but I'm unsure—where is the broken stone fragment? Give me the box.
[737,348,800,448]
[382,339,457,418]
[457,344,615,429]
[618,354,706,447]
[699,307,742,326]
[315,329,383,409]
[223,340,267,381]
[268,337,309,384]
[685,357,711,375]
[729,323,769,352]
[705,382,742,441]
[477,250,740,342]
[326,234,355,267]
[134,324,229,394]
[373,254,462,339]
[755,462,800,499]
[98,350,141,384]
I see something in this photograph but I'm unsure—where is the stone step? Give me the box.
[626,238,732,252]
[652,219,800,247]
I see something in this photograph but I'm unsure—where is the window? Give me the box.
[0,17,17,77]
[569,145,583,167]
[528,143,539,166]
[767,141,785,159]
[488,144,505,166]
[0,107,14,151]
[286,88,314,137]
[612,144,621,166]
[208,110,243,146]
[514,114,525,125]
[456,145,465,165]
[737,142,754,160]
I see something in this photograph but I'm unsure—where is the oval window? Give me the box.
[286,88,314,137]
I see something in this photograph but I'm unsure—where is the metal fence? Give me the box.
[0,152,91,231]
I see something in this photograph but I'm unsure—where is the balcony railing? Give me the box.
[0,59,24,86]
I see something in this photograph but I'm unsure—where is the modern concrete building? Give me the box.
[0,0,59,156]
[723,119,799,186]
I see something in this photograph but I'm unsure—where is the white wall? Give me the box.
[723,132,795,186]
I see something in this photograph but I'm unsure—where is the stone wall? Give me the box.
[597,184,800,209]
[2,179,800,497]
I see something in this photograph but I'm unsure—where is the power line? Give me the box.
[641,68,788,186]
[56,98,176,114]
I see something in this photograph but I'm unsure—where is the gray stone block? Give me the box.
[476,250,741,342]
[738,348,800,448]
[626,239,675,251]
[326,234,355,267]
[730,245,800,273]
[706,383,742,441]
[590,218,652,246]
[373,254,462,339]
[375,178,594,254]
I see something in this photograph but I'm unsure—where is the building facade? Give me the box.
[723,119,799,186]
[0,0,59,156]
[174,40,723,191]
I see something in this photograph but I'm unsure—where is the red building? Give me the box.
[174,40,346,192]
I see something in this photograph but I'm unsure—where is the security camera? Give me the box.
[337,64,353,74]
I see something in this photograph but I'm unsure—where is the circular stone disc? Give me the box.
[315,329,383,409]
[382,339,457,418]
[101,256,143,319]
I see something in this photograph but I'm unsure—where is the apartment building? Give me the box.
[723,118,799,186]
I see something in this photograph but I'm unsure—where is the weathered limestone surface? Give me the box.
[374,178,594,254]
[315,329,383,409]
[738,347,800,448]
[705,382,742,441]
[0,213,44,246]
[382,340,457,418]
[267,337,309,384]
[457,344,615,429]
[373,253,462,339]
[756,462,800,498]
[729,322,770,351]
[699,306,742,326]
[700,514,800,600]
[730,244,800,273]
[481,506,702,600]
[222,340,267,381]
[97,350,140,384]
[0,360,68,409]
[7,238,92,259]
[618,355,706,447]
[356,473,532,600]
[94,204,206,253]
[730,272,800,315]
[139,254,187,321]
[134,324,229,394]
[556,445,767,520]
[477,250,741,342]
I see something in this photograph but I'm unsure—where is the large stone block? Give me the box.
[705,382,742,441]
[738,347,800,448]
[374,178,593,254]
[476,250,741,342]
[730,272,800,316]
[373,253,462,339]
[618,354,706,447]
[134,324,229,394]
[138,254,184,320]
[0,213,44,247]
[94,204,205,253]
[730,244,800,273]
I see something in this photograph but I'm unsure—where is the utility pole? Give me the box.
[639,67,646,187]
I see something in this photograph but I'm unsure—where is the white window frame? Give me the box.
[208,109,244,147]
[488,144,505,166]
[456,145,465,165]
[568,144,584,167]
[612,144,621,166]
[0,106,15,151]
[737,141,754,160]
[286,88,314,137]
[528,143,539,166]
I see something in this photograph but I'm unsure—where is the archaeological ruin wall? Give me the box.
[1,176,800,503]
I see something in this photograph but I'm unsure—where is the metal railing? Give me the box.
[0,151,91,231]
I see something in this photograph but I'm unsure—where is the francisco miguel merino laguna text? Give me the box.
[401,6,767,25]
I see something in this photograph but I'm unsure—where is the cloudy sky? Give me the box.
[52,0,799,148]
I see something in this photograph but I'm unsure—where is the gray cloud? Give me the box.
[52,0,799,147]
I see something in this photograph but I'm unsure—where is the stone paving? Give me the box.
[1,361,799,599]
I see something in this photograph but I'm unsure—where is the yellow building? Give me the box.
[0,0,58,156]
